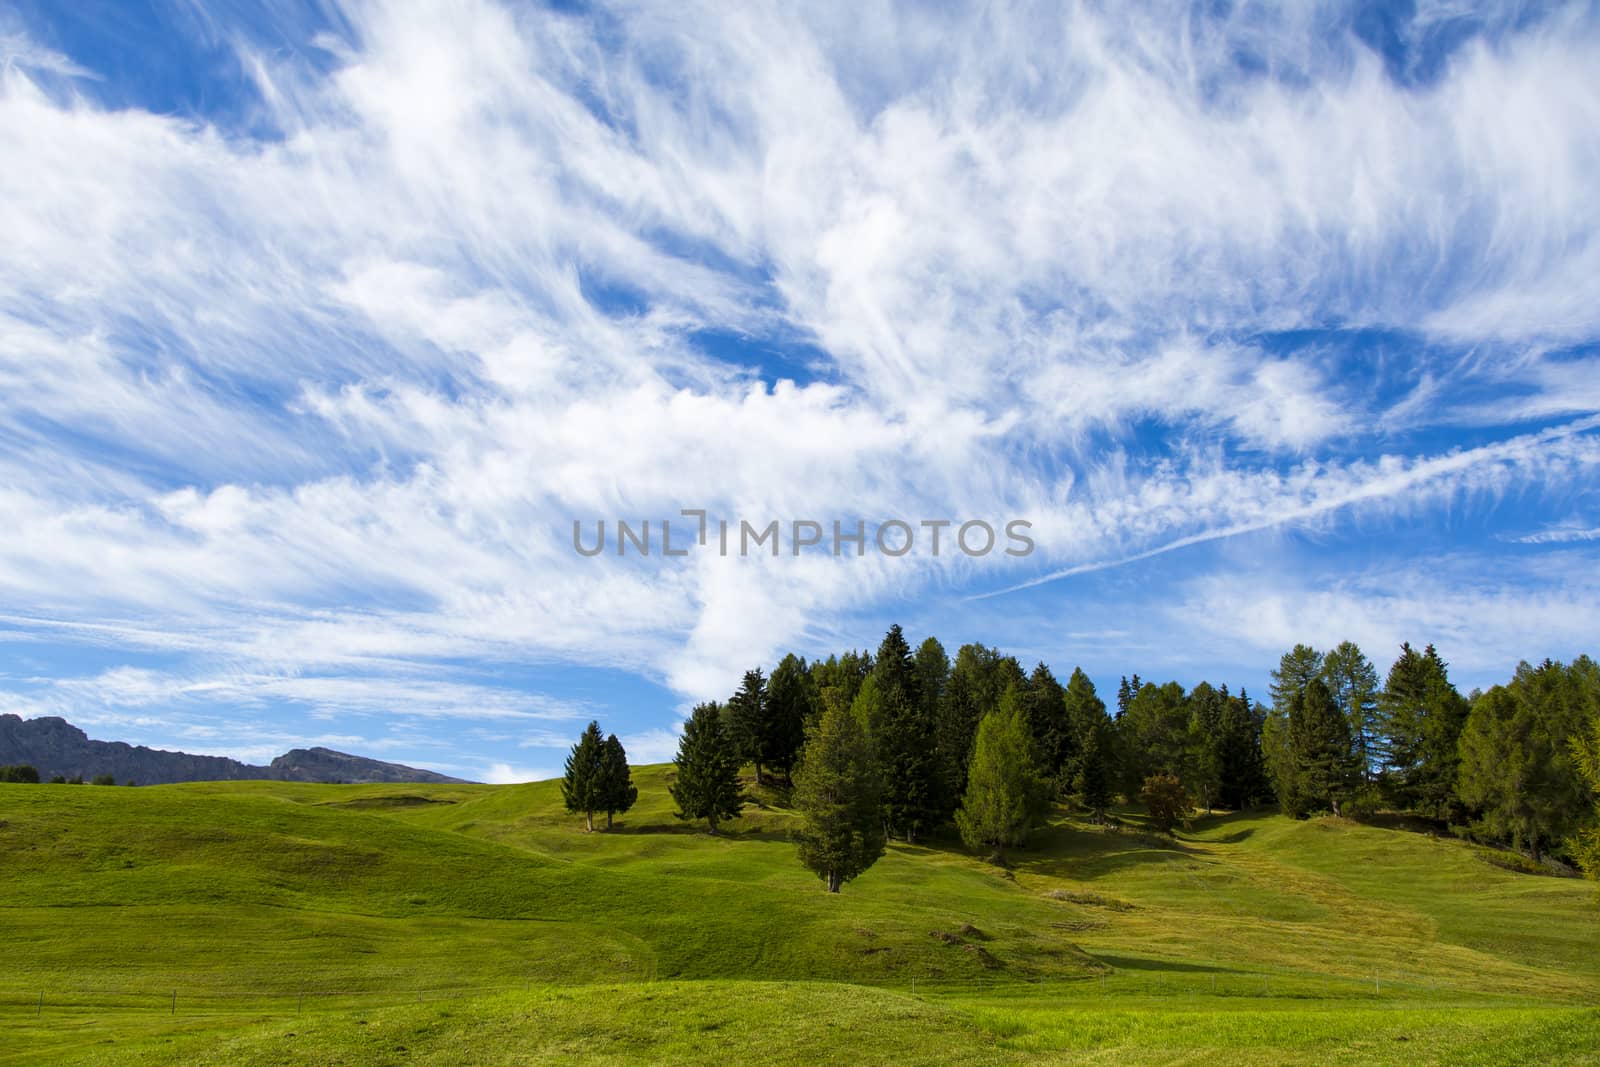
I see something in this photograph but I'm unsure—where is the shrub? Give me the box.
[0,764,41,783]
[91,774,116,786]
[1139,773,1191,835]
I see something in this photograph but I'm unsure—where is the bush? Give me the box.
[1343,786,1383,823]
[0,764,41,783]
[91,774,116,786]
[1139,773,1191,835]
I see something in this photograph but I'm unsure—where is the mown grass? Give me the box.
[2,770,1599,1063]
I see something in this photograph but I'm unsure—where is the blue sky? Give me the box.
[2,0,1598,781]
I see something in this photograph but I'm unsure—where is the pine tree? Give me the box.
[671,702,744,834]
[1265,645,1323,805]
[726,668,770,784]
[874,624,942,842]
[956,685,1042,865]
[1118,680,1188,795]
[561,721,606,832]
[1217,690,1270,810]
[765,654,816,782]
[792,691,886,892]
[1024,662,1070,782]
[1380,643,1470,816]
[1067,674,1116,824]
[1321,641,1380,783]
[1287,678,1359,817]
[598,733,637,830]
[1185,681,1225,813]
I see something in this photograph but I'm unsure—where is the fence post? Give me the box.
[1374,971,1380,995]
[298,991,303,1014]
[37,991,42,1016]
[171,990,176,1015]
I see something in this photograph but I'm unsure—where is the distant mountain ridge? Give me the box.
[0,715,468,785]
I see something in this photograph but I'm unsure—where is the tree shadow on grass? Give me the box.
[1093,954,1248,975]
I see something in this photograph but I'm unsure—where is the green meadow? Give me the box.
[2,768,1598,1064]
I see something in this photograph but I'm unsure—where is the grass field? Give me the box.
[2,767,1598,1063]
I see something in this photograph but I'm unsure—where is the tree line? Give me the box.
[560,628,1600,897]
[0,765,122,785]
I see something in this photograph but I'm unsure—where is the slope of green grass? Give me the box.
[3,771,1599,1063]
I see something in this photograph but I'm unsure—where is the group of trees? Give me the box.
[667,624,1273,888]
[0,765,121,785]
[560,628,1600,897]
[1261,642,1600,869]
[559,722,637,832]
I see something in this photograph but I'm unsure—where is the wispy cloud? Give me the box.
[1,1,1597,756]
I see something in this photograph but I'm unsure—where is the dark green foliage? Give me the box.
[1023,662,1071,781]
[671,701,744,834]
[1185,681,1225,813]
[1459,660,1592,863]
[1217,690,1272,810]
[764,654,816,781]
[726,669,770,783]
[599,734,637,830]
[91,773,116,786]
[792,690,886,892]
[1117,680,1188,794]
[48,775,66,784]
[940,644,1026,792]
[0,764,41,783]
[873,624,943,842]
[1380,643,1470,817]
[1140,773,1190,834]
[1322,641,1381,783]
[1284,678,1360,818]
[561,721,606,832]
[956,685,1042,865]
[1063,669,1115,822]
[1573,695,1600,896]
[1265,644,1324,804]
[810,651,872,723]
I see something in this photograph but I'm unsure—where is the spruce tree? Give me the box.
[727,668,769,783]
[1024,662,1070,781]
[561,721,606,832]
[874,624,942,843]
[1321,641,1380,783]
[599,733,637,830]
[1184,681,1225,813]
[765,654,816,782]
[792,690,886,892]
[1217,690,1270,810]
[1288,678,1359,817]
[1380,643,1470,815]
[956,685,1041,865]
[671,702,744,834]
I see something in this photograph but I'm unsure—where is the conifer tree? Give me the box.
[1185,681,1225,813]
[792,691,886,892]
[671,702,744,834]
[1217,690,1271,810]
[726,668,770,784]
[1287,678,1359,817]
[765,654,816,782]
[956,685,1042,865]
[1321,641,1380,783]
[1024,662,1070,781]
[599,733,637,830]
[1571,692,1600,896]
[1380,643,1470,816]
[561,721,606,832]
[874,624,942,842]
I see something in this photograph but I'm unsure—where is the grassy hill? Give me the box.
[2,768,1598,1063]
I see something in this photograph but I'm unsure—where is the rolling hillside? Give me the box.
[2,769,1598,1064]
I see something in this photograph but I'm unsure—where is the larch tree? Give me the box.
[561,720,606,832]
[792,690,886,892]
[671,702,744,834]
[956,684,1041,865]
